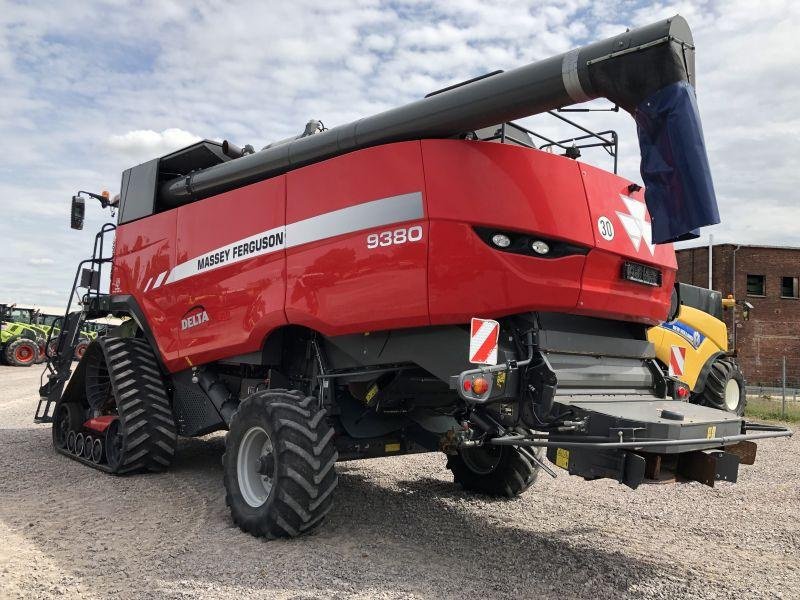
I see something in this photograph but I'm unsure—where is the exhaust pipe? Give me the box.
[221,140,255,159]
[159,15,717,243]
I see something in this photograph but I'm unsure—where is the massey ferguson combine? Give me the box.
[37,16,790,538]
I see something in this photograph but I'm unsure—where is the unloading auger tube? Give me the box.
[159,15,717,244]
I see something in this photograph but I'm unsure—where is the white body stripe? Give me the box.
[155,191,424,289]
[152,271,168,289]
[165,225,285,285]
[285,192,422,248]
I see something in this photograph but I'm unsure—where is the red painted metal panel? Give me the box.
[110,139,679,370]
[112,210,181,369]
[577,248,676,325]
[421,140,595,246]
[577,162,676,324]
[427,220,584,323]
[285,142,429,335]
[173,177,287,367]
[422,140,591,323]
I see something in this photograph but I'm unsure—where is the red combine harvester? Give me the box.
[37,16,790,538]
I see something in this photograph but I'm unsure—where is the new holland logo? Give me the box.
[181,307,210,331]
[616,194,655,256]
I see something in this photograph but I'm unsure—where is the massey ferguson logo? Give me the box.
[616,194,655,256]
[181,306,210,331]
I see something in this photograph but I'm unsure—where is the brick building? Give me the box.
[676,244,800,386]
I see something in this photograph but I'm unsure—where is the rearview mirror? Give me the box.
[71,195,85,230]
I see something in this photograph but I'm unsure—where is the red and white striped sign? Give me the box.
[469,318,500,365]
[668,345,686,377]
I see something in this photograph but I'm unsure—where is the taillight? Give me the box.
[471,377,489,395]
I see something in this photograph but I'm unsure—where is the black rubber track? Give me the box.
[102,337,177,473]
[697,356,747,416]
[447,445,543,498]
[223,389,338,538]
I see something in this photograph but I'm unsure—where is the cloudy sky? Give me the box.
[1,0,798,307]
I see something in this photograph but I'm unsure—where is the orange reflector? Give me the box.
[471,377,489,395]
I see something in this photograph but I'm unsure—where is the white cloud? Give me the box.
[28,258,55,266]
[106,128,203,161]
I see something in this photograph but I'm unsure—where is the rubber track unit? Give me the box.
[447,445,543,498]
[54,337,177,474]
[223,389,338,538]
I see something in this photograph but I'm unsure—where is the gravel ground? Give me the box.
[0,365,798,600]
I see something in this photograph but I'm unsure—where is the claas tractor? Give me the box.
[649,285,746,415]
[35,16,790,539]
[0,304,43,366]
[37,312,92,360]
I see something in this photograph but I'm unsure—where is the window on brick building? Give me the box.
[781,276,799,298]
[746,274,765,296]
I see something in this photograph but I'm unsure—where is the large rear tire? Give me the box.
[696,357,746,416]
[447,444,542,498]
[223,389,338,538]
[5,338,39,367]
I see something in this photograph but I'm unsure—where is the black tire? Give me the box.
[35,337,47,364]
[4,337,39,367]
[74,340,89,361]
[52,402,85,450]
[223,389,338,538]
[102,337,177,473]
[696,357,746,416]
[447,444,542,498]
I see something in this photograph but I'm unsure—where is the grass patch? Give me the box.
[745,396,800,423]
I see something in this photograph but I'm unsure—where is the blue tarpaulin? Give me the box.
[634,81,720,244]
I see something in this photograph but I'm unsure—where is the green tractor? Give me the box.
[37,311,92,361]
[0,304,43,366]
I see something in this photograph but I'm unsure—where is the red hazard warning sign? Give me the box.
[469,318,500,365]
[669,345,686,377]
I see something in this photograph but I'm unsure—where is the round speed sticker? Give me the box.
[597,216,615,241]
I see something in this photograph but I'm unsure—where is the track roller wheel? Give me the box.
[223,389,338,539]
[446,445,543,498]
[696,357,746,416]
[91,438,103,464]
[53,402,85,450]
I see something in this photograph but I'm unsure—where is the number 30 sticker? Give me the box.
[597,216,615,241]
